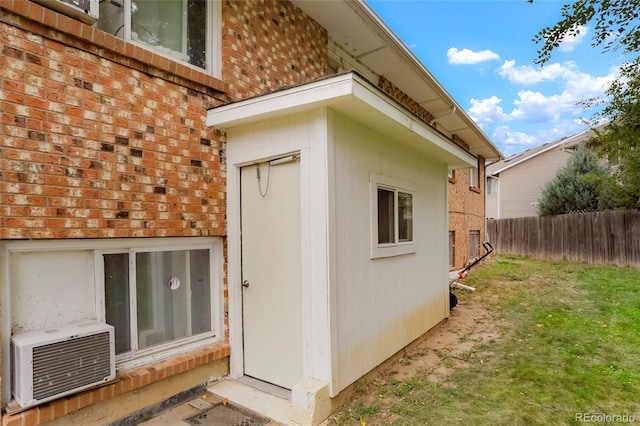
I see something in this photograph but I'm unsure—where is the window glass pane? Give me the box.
[97,1,124,37]
[186,0,207,68]
[104,253,131,355]
[190,249,211,335]
[136,251,190,349]
[470,167,479,187]
[487,177,497,195]
[469,231,479,259]
[398,192,413,242]
[131,0,207,69]
[377,188,395,244]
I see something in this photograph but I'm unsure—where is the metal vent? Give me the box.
[32,332,112,400]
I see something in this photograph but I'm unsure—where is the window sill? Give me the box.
[469,186,481,193]
[116,335,221,372]
[371,243,416,259]
[448,177,457,184]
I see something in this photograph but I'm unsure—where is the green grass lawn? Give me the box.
[330,256,640,425]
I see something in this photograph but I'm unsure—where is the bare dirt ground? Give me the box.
[330,294,510,424]
[390,298,505,382]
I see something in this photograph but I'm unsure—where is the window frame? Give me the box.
[370,173,416,259]
[1,237,223,404]
[487,176,498,195]
[469,166,479,188]
[100,0,221,77]
[96,239,223,369]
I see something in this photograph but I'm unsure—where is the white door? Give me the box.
[240,158,302,389]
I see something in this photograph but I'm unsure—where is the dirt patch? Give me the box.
[330,296,509,425]
[387,298,505,383]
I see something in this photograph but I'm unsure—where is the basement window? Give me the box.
[103,249,214,359]
[2,237,223,404]
[370,173,416,258]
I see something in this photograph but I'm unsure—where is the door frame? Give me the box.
[227,150,307,385]
[223,111,335,396]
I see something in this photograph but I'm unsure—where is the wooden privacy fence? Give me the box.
[486,211,640,268]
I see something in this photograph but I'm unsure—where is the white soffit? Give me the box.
[206,73,476,168]
[290,0,502,162]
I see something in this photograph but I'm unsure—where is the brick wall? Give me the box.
[0,9,227,240]
[448,158,486,270]
[0,0,330,424]
[222,0,328,99]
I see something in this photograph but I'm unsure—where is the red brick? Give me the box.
[3,414,22,426]
[21,409,37,426]
[37,405,53,423]
[76,392,91,410]
[51,399,67,418]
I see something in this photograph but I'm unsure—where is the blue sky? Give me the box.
[366,0,623,157]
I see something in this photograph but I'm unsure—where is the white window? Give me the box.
[469,166,479,188]
[102,248,216,361]
[370,173,416,258]
[469,230,479,259]
[2,238,222,377]
[487,176,498,195]
[97,0,221,76]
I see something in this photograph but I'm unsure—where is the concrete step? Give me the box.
[207,377,292,425]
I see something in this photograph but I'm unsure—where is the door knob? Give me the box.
[242,280,250,288]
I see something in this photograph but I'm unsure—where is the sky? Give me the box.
[366,0,624,157]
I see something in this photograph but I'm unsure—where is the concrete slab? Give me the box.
[143,393,220,426]
[207,378,292,425]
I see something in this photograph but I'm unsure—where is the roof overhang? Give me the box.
[207,73,476,168]
[291,0,502,162]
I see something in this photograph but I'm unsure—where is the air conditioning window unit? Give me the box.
[12,321,115,408]
[31,0,99,25]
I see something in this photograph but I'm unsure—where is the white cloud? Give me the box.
[469,96,506,124]
[511,90,564,122]
[498,60,576,84]
[492,60,618,123]
[558,25,589,52]
[447,47,500,64]
[492,126,539,151]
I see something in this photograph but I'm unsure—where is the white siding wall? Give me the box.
[500,148,573,218]
[225,108,453,396]
[330,112,449,392]
[486,190,499,219]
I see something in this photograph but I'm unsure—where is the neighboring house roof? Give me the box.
[291,0,503,162]
[486,128,596,176]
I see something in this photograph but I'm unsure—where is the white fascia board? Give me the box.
[206,74,356,128]
[207,73,476,167]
